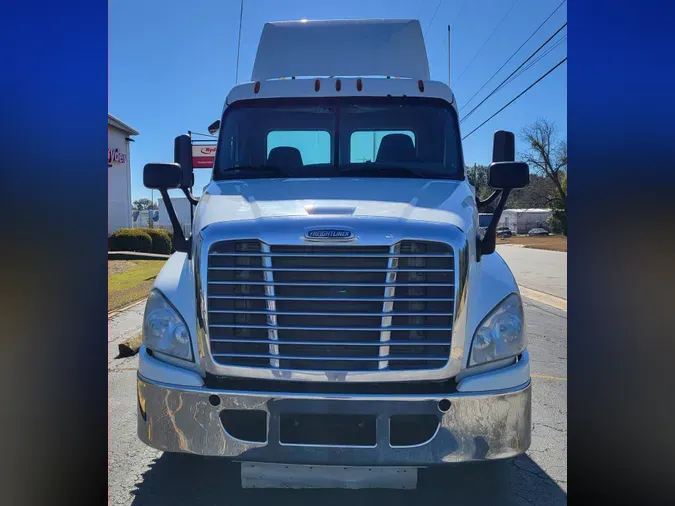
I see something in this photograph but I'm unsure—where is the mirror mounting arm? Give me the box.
[159,188,191,257]
[181,187,199,206]
[477,190,501,209]
[477,188,512,260]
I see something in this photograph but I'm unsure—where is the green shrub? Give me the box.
[138,228,172,254]
[108,229,152,253]
[547,209,567,236]
[165,229,176,253]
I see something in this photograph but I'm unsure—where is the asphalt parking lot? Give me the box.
[109,246,567,505]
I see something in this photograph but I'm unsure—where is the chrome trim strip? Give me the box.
[379,244,398,370]
[261,243,280,368]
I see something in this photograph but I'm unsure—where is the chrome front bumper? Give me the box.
[137,375,531,466]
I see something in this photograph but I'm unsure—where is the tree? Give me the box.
[466,164,490,200]
[520,118,567,235]
[132,198,157,211]
[547,171,567,234]
[507,173,557,210]
[132,198,158,228]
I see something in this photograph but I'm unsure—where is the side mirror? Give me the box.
[492,130,515,162]
[477,131,530,260]
[173,134,193,189]
[143,163,183,189]
[208,120,220,135]
[489,161,530,189]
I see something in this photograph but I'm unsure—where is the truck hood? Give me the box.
[194,178,475,232]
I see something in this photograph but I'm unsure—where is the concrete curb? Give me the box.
[519,286,567,312]
[108,297,147,320]
[109,251,170,260]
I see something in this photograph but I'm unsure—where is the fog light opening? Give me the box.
[438,399,451,413]
[390,414,439,447]
[209,395,221,407]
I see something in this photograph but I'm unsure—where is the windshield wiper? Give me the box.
[336,164,451,179]
[218,166,293,179]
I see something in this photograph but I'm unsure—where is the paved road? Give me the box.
[497,246,567,300]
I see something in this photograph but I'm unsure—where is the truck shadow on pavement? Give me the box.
[130,453,566,506]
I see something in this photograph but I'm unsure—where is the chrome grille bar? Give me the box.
[210,252,453,258]
[210,338,450,346]
[212,353,448,361]
[208,310,454,317]
[209,324,452,331]
[209,267,453,272]
[208,295,454,301]
[208,281,454,287]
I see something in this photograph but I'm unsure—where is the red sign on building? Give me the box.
[108,147,126,165]
[192,145,217,168]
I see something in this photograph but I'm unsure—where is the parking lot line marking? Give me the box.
[532,373,567,381]
[519,286,567,312]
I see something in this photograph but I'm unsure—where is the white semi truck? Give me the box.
[137,19,531,488]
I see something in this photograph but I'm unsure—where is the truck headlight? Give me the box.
[143,289,193,361]
[469,293,525,366]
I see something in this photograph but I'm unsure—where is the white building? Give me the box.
[498,209,552,234]
[108,114,139,235]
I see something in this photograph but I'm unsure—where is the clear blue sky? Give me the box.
[109,0,567,202]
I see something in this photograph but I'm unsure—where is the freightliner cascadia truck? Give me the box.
[137,19,531,488]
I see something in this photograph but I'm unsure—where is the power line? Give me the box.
[455,0,520,84]
[460,0,567,111]
[423,0,445,37]
[461,57,567,141]
[461,23,567,123]
[460,22,567,124]
[502,34,567,88]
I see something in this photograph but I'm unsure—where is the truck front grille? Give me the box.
[206,240,455,372]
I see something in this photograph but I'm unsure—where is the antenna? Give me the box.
[235,0,244,84]
[447,25,451,86]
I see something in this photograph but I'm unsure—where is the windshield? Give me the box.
[214,97,464,180]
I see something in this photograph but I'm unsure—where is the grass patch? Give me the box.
[108,259,166,312]
[497,235,567,252]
